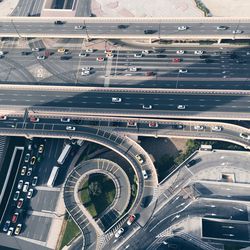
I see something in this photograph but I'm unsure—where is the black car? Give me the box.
[21,51,31,56]
[60,55,72,60]
[156,54,166,58]
[186,158,201,167]
[205,59,213,63]
[54,20,64,25]
[118,24,129,29]
[144,29,156,34]
[172,124,184,129]
[200,55,210,59]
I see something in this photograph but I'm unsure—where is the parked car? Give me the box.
[24,153,30,162]
[127,215,136,226]
[23,182,29,192]
[7,227,14,236]
[13,191,20,201]
[32,176,38,187]
[27,188,34,199]
[30,156,36,165]
[11,213,19,223]
[17,180,23,190]
[38,144,44,153]
[115,228,124,238]
[14,224,22,235]
[3,220,10,232]
[27,167,32,176]
[20,166,27,176]
[17,198,24,209]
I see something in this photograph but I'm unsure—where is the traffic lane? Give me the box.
[109,79,250,90]
[29,190,59,212]
[193,182,250,202]
[21,215,51,242]
[3,22,250,35]
[2,90,250,112]
[202,219,249,241]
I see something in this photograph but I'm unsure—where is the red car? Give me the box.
[127,215,136,225]
[17,198,24,209]
[149,122,158,128]
[96,57,104,62]
[11,213,19,223]
[172,58,181,63]
[145,71,155,76]
[30,116,39,122]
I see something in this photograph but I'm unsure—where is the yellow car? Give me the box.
[57,48,66,53]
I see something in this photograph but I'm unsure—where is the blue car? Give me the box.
[3,220,10,232]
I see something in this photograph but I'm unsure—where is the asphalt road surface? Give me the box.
[0,46,250,89]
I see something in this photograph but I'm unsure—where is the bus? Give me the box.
[57,144,71,165]
[47,166,59,187]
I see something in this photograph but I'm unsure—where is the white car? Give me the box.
[142,170,148,179]
[7,227,14,236]
[129,67,137,72]
[81,70,90,76]
[240,133,250,140]
[112,97,122,103]
[142,50,150,54]
[32,48,40,52]
[79,52,87,57]
[179,69,188,73]
[37,55,45,60]
[0,115,7,120]
[233,30,243,34]
[212,126,222,132]
[115,228,124,238]
[23,182,29,192]
[194,50,204,55]
[134,53,143,58]
[66,126,76,131]
[20,166,27,176]
[74,25,84,30]
[86,48,93,53]
[142,105,152,110]
[0,50,4,56]
[176,50,185,54]
[82,67,92,71]
[17,180,23,190]
[194,125,204,131]
[27,188,33,199]
[127,121,137,127]
[61,118,70,122]
[177,105,186,110]
[178,26,187,31]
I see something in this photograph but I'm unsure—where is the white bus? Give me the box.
[57,144,71,165]
[47,166,59,187]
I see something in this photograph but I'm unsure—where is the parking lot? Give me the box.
[1,137,66,243]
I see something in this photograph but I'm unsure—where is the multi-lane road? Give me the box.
[0,17,250,39]
[2,88,250,119]
[1,46,250,90]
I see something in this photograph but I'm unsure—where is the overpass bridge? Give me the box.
[0,17,249,41]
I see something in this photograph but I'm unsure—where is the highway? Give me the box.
[0,17,249,39]
[0,46,250,90]
[2,88,250,119]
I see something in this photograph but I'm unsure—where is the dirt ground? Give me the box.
[139,137,188,163]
